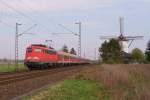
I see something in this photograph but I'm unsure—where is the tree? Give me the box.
[62,45,69,53]
[145,40,150,62]
[70,48,77,55]
[131,48,145,63]
[99,39,123,63]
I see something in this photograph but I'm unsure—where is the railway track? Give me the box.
[0,65,85,86]
[0,65,91,100]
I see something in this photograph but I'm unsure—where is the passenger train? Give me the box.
[24,44,90,69]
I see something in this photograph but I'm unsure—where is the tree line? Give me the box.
[61,45,77,55]
[99,39,150,64]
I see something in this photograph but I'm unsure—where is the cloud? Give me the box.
[0,0,123,12]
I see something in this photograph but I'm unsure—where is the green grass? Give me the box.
[22,79,111,100]
[0,64,28,72]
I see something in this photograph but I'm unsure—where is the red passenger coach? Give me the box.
[24,44,89,69]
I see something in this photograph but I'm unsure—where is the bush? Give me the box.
[131,48,145,63]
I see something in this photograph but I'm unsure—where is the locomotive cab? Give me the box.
[25,47,43,62]
[25,44,58,69]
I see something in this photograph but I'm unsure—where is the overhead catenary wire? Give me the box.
[18,24,37,36]
[0,0,81,58]
[18,0,80,53]
[0,20,15,29]
[19,0,75,34]
[0,0,52,33]
[0,0,35,23]
[57,24,75,34]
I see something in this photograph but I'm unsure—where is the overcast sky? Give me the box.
[0,0,150,60]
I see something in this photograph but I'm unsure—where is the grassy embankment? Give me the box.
[0,64,28,72]
[22,64,150,100]
[22,79,110,100]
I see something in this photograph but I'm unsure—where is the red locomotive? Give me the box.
[24,44,90,69]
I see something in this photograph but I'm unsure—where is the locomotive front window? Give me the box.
[27,48,32,53]
[34,48,42,52]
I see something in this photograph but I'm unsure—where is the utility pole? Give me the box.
[53,22,82,57]
[75,22,82,57]
[94,48,97,60]
[15,23,36,69]
[15,23,21,69]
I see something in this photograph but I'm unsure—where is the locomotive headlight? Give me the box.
[27,57,32,60]
[33,57,39,60]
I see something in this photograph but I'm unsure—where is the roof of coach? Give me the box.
[57,51,78,58]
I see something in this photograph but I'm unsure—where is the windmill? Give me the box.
[100,17,143,53]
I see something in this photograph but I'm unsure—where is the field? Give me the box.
[22,79,109,100]
[0,64,28,72]
[22,64,150,100]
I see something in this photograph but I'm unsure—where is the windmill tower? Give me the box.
[100,17,143,53]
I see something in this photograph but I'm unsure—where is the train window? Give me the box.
[45,50,56,54]
[27,48,32,53]
[45,50,48,54]
[34,48,42,53]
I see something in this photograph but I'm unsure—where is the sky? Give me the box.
[0,0,150,60]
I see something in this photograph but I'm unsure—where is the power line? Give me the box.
[19,0,75,33]
[0,0,52,33]
[18,24,37,36]
[1,0,82,57]
[57,24,75,34]
[0,0,35,23]
[0,20,15,29]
